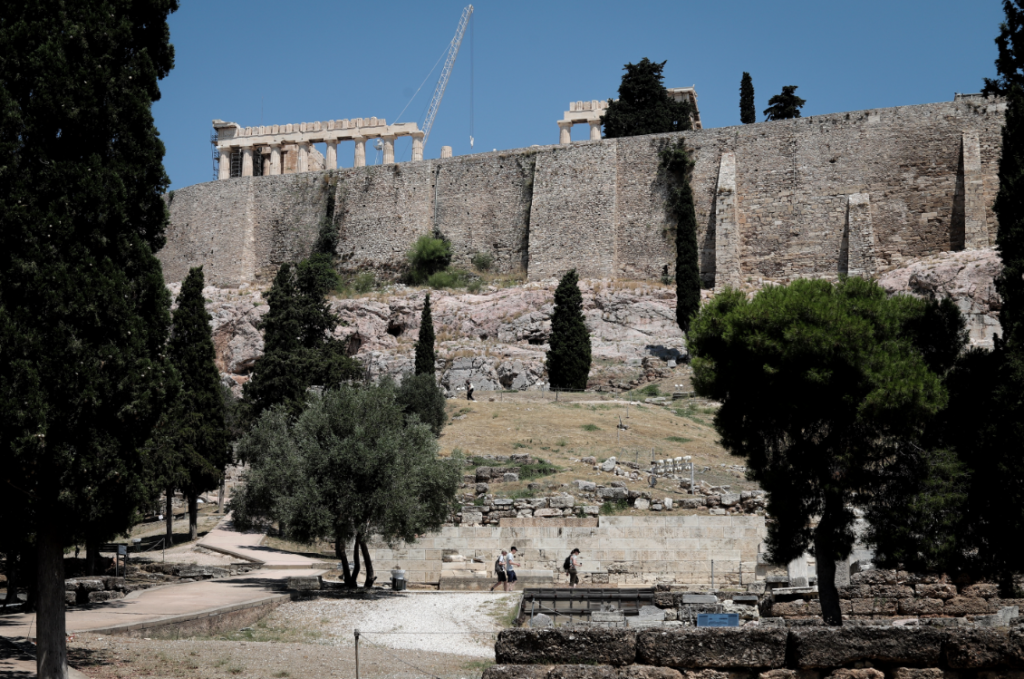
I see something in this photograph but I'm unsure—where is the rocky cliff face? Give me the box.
[178,249,1005,397]
[173,279,689,397]
[877,247,1002,349]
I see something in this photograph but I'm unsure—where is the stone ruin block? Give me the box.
[636,628,788,669]
[788,627,945,669]
[495,629,638,667]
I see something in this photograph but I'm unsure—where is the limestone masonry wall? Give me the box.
[160,98,1006,287]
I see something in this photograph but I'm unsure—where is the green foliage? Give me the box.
[0,2,179,667]
[352,272,375,293]
[467,279,483,294]
[983,1,1024,96]
[153,267,231,497]
[665,436,693,444]
[471,252,493,272]
[415,294,436,377]
[546,270,592,390]
[427,269,465,289]
[581,424,600,432]
[230,383,463,587]
[602,58,694,139]
[599,499,630,515]
[243,261,361,424]
[689,277,962,623]
[763,86,806,121]
[740,72,756,125]
[395,373,447,437]
[312,189,339,258]
[659,140,701,333]
[407,234,452,283]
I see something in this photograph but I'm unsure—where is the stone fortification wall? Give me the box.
[160,98,1005,288]
[363,514,764,589]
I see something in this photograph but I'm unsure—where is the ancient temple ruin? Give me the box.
[557,87,702,144]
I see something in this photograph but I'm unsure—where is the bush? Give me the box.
[599,499,629,515]
[352,271,375,293]
[408,234,452,283]
[427,269,467,289]
[471,252,493,272]
[466,278,482,294]
[395,373,447,437]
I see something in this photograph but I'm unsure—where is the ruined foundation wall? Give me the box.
[159,99,1005,288]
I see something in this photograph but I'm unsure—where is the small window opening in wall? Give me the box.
[280,150,291,174]
[253,148,265,177]
[230,150,242,178]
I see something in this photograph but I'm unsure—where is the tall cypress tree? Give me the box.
[740,72,756,124]
[415,293,436,376]
[660,140,701,333]
[546,270,592,390]
[0,3,178,676]
[602,58,694,139]
[156,267,231,543]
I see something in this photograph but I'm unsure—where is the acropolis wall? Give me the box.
[160,98,1006,288]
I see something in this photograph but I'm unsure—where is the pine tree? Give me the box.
[602,58,695,139]
[546,270,592,390]
[983,1,1024,97]
[415,294,436,376]
[740,72,756,124]
[159,267,231,542]
[660,140,701,333]
[763,85,806,121]
[0,3,178,675]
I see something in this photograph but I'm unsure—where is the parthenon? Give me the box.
[556,87,702,144]
[212,117,424,179]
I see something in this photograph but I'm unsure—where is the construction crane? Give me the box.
[422,4,473,150]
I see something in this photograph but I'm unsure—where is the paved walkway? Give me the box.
[0,517,325,676]
[198,514,326,568]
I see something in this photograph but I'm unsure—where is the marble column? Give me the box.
[297,142,309,173]
[411,133,424,161]
[241,147,254,177]
[589,120,602,141]
[326,140,338,170]
[269,144,282,175]
[218,148,231,180]
[440,146,453,159]
[353,137,366,167]
[559,122,571,145]
[382,135,395,164]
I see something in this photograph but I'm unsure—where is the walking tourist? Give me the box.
[564,548,581,588]
[504,546,521,590]
[491,549,508,591]
[466,379,475,401]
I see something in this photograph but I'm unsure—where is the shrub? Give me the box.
[581,423,600,432]
[599,499,629,515]
[466,278,482,294]
[427,270,462,289]
[353,271,375,293]
[471,252,493,272]
[408,234,452,283]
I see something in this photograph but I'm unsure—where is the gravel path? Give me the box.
[282,591,520,658]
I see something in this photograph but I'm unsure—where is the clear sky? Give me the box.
[156,1,1007,190]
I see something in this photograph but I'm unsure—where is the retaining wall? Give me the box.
[363,515,765,588]
[160,98,1006,288]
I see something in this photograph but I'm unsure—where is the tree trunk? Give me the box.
[85,534,101,576]
[36,523,68,679]
[188,494,198,542]
[165,488,174,547]
[815,498,844,627]
[358,535,375,589]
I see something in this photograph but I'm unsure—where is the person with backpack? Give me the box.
[491,550,508,591]
[504,546,521,590]
[564,548,581,588]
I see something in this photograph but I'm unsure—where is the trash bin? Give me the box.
[391,569,407,591]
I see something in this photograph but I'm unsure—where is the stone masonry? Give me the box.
[161,98,1006,289]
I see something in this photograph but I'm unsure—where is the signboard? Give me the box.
[117,545,127,556]
[697,613,739,628]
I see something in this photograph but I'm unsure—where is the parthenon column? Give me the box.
[218,148,231,180]
[269,144,282,175]
[297,142,309,173]
[559,122,571,145]
[411,132,424,161]
[241,147,254,177]
[353,137,366,167]
[382,135,395,164]
[589,121,602,141]
[326,141,338,170]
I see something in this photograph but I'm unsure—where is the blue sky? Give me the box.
[156,1,1007,190]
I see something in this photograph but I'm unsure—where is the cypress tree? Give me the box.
[415,293,436,376]
[0,2,178,675]
[763,85,806,121]
[158,267,231,542]
[602,58,694,139]
[740,72,756,124]
[545,270,592,390]
[660,140,701,332]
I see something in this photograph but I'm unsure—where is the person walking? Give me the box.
[490,550,508,591]
[466,378,475,401]
[565,548,581,588]
[504,547,521,590]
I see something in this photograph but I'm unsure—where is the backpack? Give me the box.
[563,555,572,572]
[495,557,506,573]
